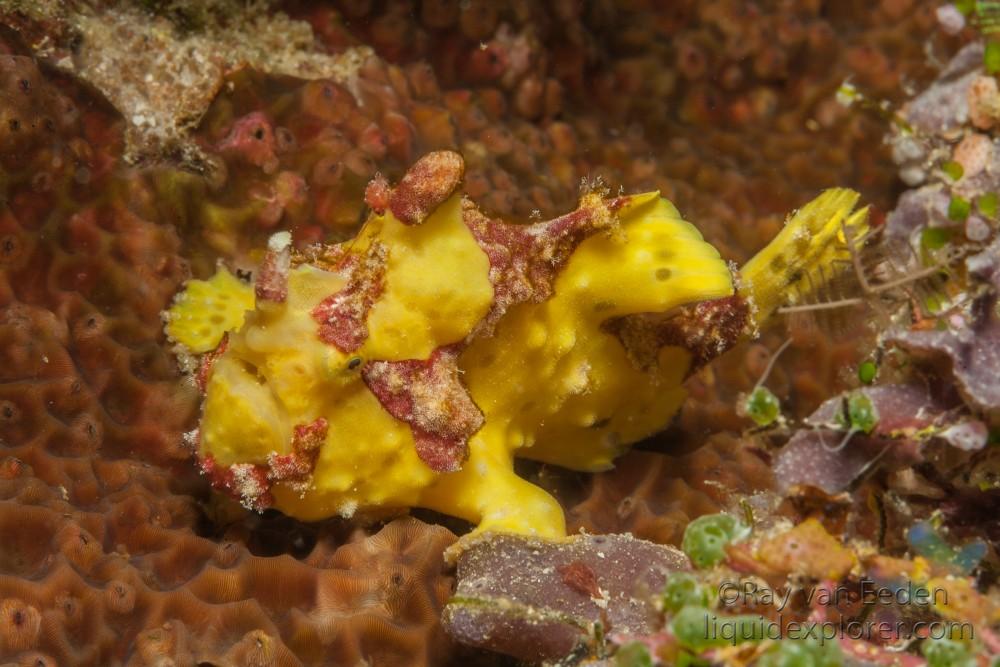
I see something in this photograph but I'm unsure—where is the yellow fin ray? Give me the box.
[739,188,869,330]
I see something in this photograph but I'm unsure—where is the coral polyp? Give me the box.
[168,150,868,540]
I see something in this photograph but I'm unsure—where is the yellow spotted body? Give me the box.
[167,187,866,540]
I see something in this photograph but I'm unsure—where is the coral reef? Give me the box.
[0,457,457,666]
[0,52,196,481]
[590,511,1000,666]
[567,434,775,547]
[2,0,945,270]
[293,0,947,258]
[0,0,983,665]
[0,50,458,667]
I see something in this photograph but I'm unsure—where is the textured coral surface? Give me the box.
[567,434,775,546]
[0,0,962,665]
[0,34,457,667]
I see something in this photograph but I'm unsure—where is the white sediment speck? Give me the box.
[338,500,358,518]
[836,81,858,108]
[936,4,966,35]
[268,231,292,252]
[182,428,199,449]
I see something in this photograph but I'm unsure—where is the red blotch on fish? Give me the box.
[200,453,274,512]
[196,334,229,393]
[362,346,483,472]
[311,242,387,353]
[463,194,615,335]
[255,238,291,303]
[267,417,327,485]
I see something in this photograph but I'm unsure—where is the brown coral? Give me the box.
[293,0,945,249]
[0,48,457,667]
[0,451,456,666]
[567,434,775,546]
[0,56,196,472]
[8,0,929,284]
[0,2,372,167]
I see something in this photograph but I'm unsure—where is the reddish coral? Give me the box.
[218,111,280,173]
[291,0,944,255]
[0,55,76,143]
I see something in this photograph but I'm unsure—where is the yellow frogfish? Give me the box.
[165,151,867,542]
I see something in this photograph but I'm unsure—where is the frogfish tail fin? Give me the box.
[738,188,869,334]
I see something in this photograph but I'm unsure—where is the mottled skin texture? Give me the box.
[167,151,866,542]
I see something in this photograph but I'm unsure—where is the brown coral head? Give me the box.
[136,621,188,665]
[0,598,41,653]
[312,518,457,665]
[55,522,103,573]
[223,629,289,667]
[104,579,137,614]
[0,455,28,479]
[389,150,465,225]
